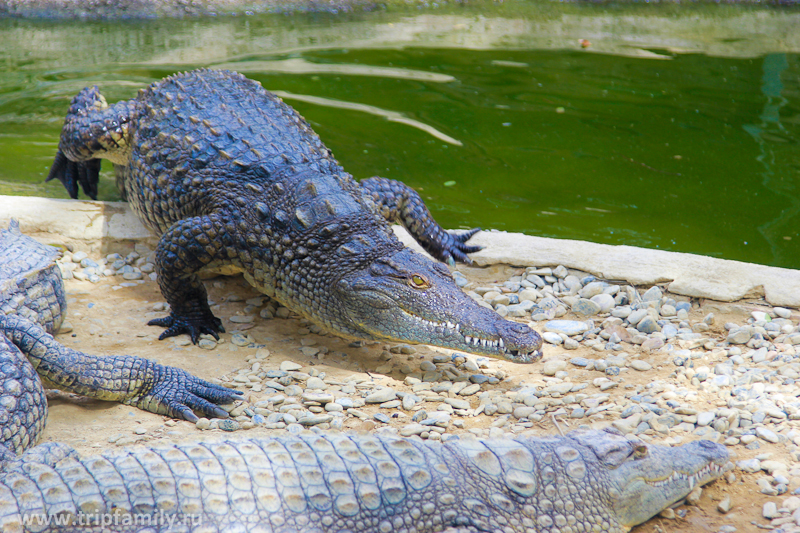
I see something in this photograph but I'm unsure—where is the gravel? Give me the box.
[58,247,800,531]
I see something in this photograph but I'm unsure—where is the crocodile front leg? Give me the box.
[148,214,237,344]
[361,176,482,265]
[45,85,134,200]
[1,314,242,422]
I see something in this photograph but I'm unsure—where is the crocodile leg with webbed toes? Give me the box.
[0,220,243,455]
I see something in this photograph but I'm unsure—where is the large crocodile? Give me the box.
[0,219,242,455]
[1,427,729,532]
[47,69,543,362]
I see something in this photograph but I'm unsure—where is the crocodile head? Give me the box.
[570,428,730,528]
[333,247,543,362]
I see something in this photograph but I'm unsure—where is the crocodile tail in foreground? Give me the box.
[0,427,729,532]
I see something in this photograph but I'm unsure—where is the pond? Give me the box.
[1,3,799,268]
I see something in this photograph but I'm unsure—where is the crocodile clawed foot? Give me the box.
[442,227,483,265]
[46,150,101,200]
[148,314,225,344]
[149,364,244,422]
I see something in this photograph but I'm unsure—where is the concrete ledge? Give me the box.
[3,195,799,307]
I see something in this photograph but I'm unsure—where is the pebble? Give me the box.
[365,389,397,403]
[757,427,780,444]
[636,317,660,334]
[572,299,601,316]
[544,320,590,336]
[542,332,563,345]
[280,361,303,372]
[305,377,326,390]
[629,360,652,371]
[717,496,732,513]
[591,293,616,313]
[641,286,662,302]
[543,360,567,376]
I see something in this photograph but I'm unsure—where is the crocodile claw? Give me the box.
[46,150,101,200]
[149,364,244,422]
[148,314,225,344]
[438,227,483,265]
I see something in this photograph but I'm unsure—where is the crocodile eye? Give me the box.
[633,445,648,459]
[409,274,430,289]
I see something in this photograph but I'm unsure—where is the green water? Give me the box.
[1,4,799,268]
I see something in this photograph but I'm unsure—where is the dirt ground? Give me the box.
[43,259,788,533]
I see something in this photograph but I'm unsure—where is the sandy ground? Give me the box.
[37,256,789,533]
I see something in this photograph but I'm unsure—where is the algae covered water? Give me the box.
[0,4,799,269]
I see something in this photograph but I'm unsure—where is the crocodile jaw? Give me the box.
[610,438,730,528]
[334,248,543,362]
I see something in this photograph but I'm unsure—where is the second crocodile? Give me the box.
[48,69,543,362]
[0,219,242,455]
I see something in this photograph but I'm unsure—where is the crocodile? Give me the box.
[0,426,729,532]
[47,69,543,362]
[0,219,243,455]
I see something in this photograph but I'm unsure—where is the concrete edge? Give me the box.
[3,195,799,307]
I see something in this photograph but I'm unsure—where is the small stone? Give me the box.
[542,332,563,345]
[641,286,662,302]
[629,360,652,371]
[763,501,778,519]
[640,337,664,352]
[544,320,590,336]
[626,309,648,326]
[305,377,326,390]
[636,317,660,334]
[660,304,676,317]
[696,412,716,426]
[590,293,615,313]
[218,419,240,432]
[736,459,761,473]
[365,389,397,403]
[572,299,601,316]
[685,486,702,506]
[231,333,251,347]
[563,338,580,350]
[280,361,303,372]
[783,496,800,512]
[195,418,211,430]
[198,339,216,350]
[543,360,567,376]
[299,414,333,426]
[756,426,780,444]
[459,384,481,396]
[727,329,752,345]
[717,496,732,514]
[774,307,792,319]
[420,361,436,372]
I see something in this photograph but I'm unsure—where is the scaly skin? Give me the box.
[0,428,729,532]
[0,220,242,455]
[47,69,543,362]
